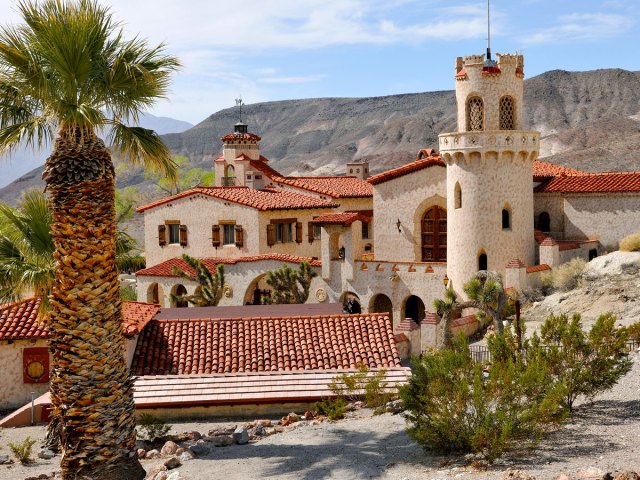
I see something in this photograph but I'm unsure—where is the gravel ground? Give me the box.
[1,350,638,480]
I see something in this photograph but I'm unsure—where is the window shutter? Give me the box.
[267,224,275,246]
[295,222,303,243]
[308,222,314,243]
[212,225,221,247]
[235,225,244,247]
[158,225,166,246]
[179,225,188,246]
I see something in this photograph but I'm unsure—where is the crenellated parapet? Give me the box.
[439,130,539,163]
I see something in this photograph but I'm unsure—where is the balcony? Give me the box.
[221,176,236,187]
[438,130,540,154]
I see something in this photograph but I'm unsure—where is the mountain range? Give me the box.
[1,68,639,209]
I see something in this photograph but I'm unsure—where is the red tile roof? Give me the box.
[526,264,551,273]
[533,161,585,180]
[368,154,445,185]
[0,298,45,341]
[221,132,261,142]
[136,254,322,277]
[506,258,525,268]
[534,230,547,245]
[0,298,159,340]
[536,172,640,194]
[310,212,370,226]
[136,186,338,213]
[131,313,401,375]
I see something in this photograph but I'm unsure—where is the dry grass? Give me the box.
[619,232,640,252]
[541,258,587,292]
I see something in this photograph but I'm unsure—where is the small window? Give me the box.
[499,96,515,130]
[222,224,235,245]
[455,182,462,209]
[313,224,322,240]
[538,211,550,233]
[361,221,370,240]
[589,249,598,261]
[466,96,484,131]
[275,223,293,243]
[502,209,511,230]
[478,253,488,271]
[167,223,180,244]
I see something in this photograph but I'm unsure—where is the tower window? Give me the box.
[502,208,511,230]
[478,253,488,271]
[454,182,462,209]
[538,212,551,232]
[466,97,484,131]
[499,96,515,130]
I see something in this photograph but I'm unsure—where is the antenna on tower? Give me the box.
[486,0,491,61]
[235,96,244,123]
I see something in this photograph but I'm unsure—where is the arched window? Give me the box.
[454,182,462,209]
[538,211,550,232]
[478,253,488,271]
[466,96,484,131]
[502,208,511,229]
[499,96,515,130]
[173,284,188,308]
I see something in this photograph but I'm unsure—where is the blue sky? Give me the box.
[1,0,639,125]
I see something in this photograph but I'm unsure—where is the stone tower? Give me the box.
[214,122,264,188]
[439,53,539,293]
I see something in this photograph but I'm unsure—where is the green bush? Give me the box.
[540,258,586,292]
[314,397,348,420]
[400,333,565,460]
[619,231,640,252]
[625,321,640,341]
[329,364,394,414]
[533,312,632,411]
[137,413,170,441]
[9,436,36,464]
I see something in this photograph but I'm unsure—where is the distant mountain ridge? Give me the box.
[2,68,640,208]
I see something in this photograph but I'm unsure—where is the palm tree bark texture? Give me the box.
[44,129,144,480]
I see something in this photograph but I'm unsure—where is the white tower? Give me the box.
[439,53,539,293]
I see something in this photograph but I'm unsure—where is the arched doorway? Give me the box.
[243,275,272,305]
[403,295,425,323]
[341,292,361,314]
[172,284,188,308]
[370,294,393,323]
[421,206,447,262]
[147,283,159,304]
[538,211,550,232]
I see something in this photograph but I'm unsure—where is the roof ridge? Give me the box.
[150,312,390,323]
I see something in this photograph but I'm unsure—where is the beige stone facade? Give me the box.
[0,339,50,409]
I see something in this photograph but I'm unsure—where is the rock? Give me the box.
[175,447,185,456]
[38,448,56,459]
[264,427,277,436]
[303,410,315,420]
[286,412,300,423]
[153,473,169,480]
[208,434,235,447]
[186,430,202,441]
[169,433,189,443]
[280,418,291,427]
[189,443,209,456]
[146,449,161,459]
[584,251,640,278]
[137,448,147,459]
[256,419,272,428]
[161,440,179,456]
[249,425,265,438]
[208,426,235,436]
[233,425,249,445]
[614,472,640,480]
[136,439,150,450]
[164,456,181,470]
[0,454,12,464]
[144,464,167,480]
[502,468,536,480]
[166,472,184,480]
[179,450,195,462]
[274,426,285,433]
[385,399,404,414]
[577,467,605,479]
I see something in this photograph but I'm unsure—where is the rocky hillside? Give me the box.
[1,68,639,207]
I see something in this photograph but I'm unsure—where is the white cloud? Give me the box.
[260,74,326,85]
[523,13,634,44]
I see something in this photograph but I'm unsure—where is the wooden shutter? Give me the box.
[235,225,244,248]
[179,225,188,246]
[267,224,275,246]
[295,222,303,243]
[308,222,314,243]
[212,225,221,247]
[158,225,166,246]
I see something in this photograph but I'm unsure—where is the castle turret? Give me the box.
[215,122,262,187]
[439,53,539,293]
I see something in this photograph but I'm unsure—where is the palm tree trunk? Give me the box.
[44,129,144,480]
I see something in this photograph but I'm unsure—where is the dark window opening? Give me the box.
[502,209,511,229]
[479,253,488,271]
[538,212,551,233]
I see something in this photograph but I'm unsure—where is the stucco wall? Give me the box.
[563,194,640,251]
[372,166,447,262]
[0,340,50,410]
[533,193,565,238]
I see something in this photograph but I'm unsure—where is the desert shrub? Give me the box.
[137,413,170,441]
[619,231,640,252]
[400,333,565,460]
[329,364,394,413]
[540,257,586,292]
[314,397,348,420]
[9,436,36,464]
[625,321,640,341]
[533,312,633,411]
[120,286,137,301]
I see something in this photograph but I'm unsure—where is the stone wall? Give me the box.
[0,340,50,410]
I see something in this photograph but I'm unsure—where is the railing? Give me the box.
[438,130,540,153]
[221,177,236,186]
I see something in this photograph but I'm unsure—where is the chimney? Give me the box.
[346,161,369,180]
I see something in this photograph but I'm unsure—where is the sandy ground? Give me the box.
[1,349,638,480]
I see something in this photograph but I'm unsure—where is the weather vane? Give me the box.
[235,96,244,123]
[486,0,492,61]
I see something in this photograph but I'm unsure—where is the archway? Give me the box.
[403,295,425,323]
[538,211,551,232]
[243,274,272,305]
[341,292,361,314]
[421,206,447,262]
[147,283,159,304]
[370,294,393,323]
[171,284,188,308]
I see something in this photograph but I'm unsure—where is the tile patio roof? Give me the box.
[136,254,322,277]
[130,313,401,376]
[367,154,445,185]
[136,186,338,213]
[535,172,640,194]
[533,161,585,180]
[309,212,371,226]
[0,298,160,340]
